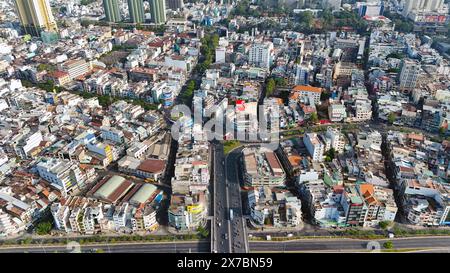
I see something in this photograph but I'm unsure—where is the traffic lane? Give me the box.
[0,241,211,253]
[213,143,231,253]
[225,147,247,253]
[250,237,450,252]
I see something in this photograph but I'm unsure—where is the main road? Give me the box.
[1,237,450,253]
[211,143,248,253]
[249,237,450,252]
[224,146,248,253]
[0,241,210,253]
[211,142,231,253]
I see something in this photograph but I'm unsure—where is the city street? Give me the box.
[224,146,248,253]
[2,236,450,253]
[249,237,450,253]
[211,142,232,253]
[211,142,248,253]
[0,241,210,253]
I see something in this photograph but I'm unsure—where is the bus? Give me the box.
[229,209,234,221]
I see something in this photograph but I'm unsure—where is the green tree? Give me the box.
[35,222,52,235]
[325,148,336,160]
[439,126,447,136]
[379,221,391,230]
[383,241,394,249]
[265,78,276,97]
[297,11,313,29]
[197,226,209,238]
[388,112,396,124]
[321,9,335,30]
[310,112,319,123]
[274,77,287,87]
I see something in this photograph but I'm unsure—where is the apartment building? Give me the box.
[242,147,286,187]
[303,133,325,162]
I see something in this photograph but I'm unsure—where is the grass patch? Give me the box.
[224,140,241,154]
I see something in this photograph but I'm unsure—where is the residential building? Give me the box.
[149,0,167,24]
[60,59,90,80]
[36,158,85,196]
[291,85,322,105]
[166,0,184,10]
[242,147,286,187]
[398,59,420,92]
[303,133,325,162]
[248,42,273,70]
[14,0,58,36]
[103,0,121,22]
[128,0,145,23]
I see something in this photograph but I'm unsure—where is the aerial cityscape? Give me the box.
[0,0,450,257]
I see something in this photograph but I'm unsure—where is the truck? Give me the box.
[229,209,234,221]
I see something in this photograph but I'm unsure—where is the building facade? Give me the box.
[149,0,167,24]
[128,0,145,23]
[14,0,58,36]
[103,0,121,22]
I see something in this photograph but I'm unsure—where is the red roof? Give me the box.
[137,159,166,174]
[48,70,69,79]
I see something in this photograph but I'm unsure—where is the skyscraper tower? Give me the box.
[166,0,184,11]
[398,59,421,92]
[103,0,121,22]
[128,0,145,23]
[149,0,167,25]
[14,0,58,36]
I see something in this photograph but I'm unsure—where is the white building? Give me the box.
[0,212,17,236]
[303,133,325,162]
[322,0,342,11]
[60,59,90,80]
[248,42,273,70]
[402,0,445,16]
[325,127,345,153]
[215,47,226,63]
[36,158,85,196]
[328,103,347,122]
[354,99,373,122]
[101,126,124,143]
[398,59,421,91]
[12,129,43,159]
[113,203,130,231]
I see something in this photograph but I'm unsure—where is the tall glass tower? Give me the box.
[14,0,58,36]
[149,0,167,25]
[103,0,121,22]
[128,0,145,23]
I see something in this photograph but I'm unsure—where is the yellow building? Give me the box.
[14,0,58,37]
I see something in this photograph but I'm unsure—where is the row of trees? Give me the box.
[21,79,65,93]
[383,11,414,33]
[265,77,287,97]
[196,33,220,74]
[180,79,197,105]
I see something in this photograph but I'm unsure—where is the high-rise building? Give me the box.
[149,0,167,24]
[128,0,145,23]
[248,42,273,70]
[14,0,58,36]
[215,47,226,63]
[166,0,184,10]
[402,0,444,16]
[322,0,342,11]
[103,0,121,22]
[398,59,421,91]
[303,133,325,163]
